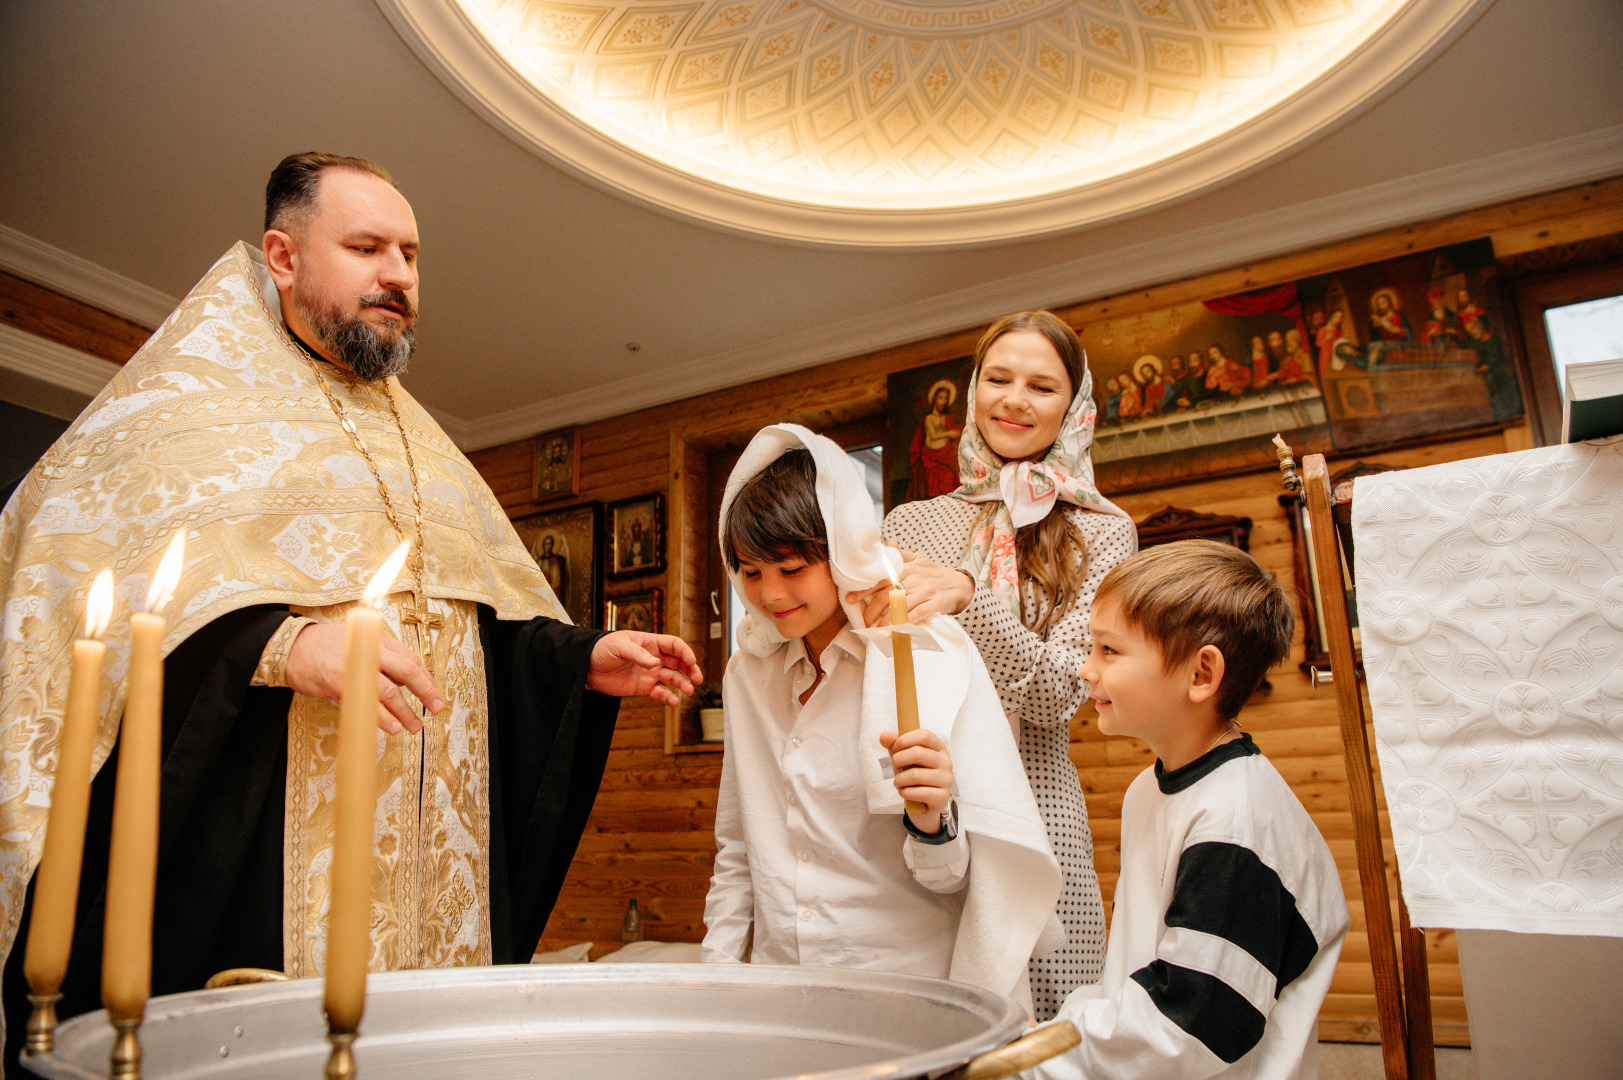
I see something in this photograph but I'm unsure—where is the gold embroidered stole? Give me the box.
[284,594,491,976]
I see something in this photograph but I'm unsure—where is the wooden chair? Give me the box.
[1300,453,1436,1080]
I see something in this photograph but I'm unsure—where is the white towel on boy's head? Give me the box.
[720,423,1063,1002]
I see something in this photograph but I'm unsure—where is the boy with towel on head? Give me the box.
[700,425,1062,1009]
[1033,540,1348,1080]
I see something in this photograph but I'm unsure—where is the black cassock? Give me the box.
[3,605,617,1074]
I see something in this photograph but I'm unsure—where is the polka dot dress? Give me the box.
[883,497,1137,1020]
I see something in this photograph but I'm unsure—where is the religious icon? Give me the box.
[607,493,665,579]
[908,378,965,502]
[513,501,602,628]
[885,355,973,510]
[1298,238,1524,444]
[604,588,663,634]
[532,428,581,503]
[1059,237,1525,494]
[535,531,569,599]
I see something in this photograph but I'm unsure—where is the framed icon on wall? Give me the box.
[533,427,581,503]
[512,500,601,628]
[606,493,665,579]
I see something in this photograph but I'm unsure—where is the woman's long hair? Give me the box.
[972,311,1090,638]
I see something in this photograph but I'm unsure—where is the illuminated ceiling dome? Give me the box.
[380,0,1490,245]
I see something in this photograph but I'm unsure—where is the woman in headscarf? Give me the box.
[850,311,1137,1020]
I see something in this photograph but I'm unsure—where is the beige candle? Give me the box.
[22,569,115,1049]
[325,540,410,1041]
[883,551,926,815]
[103,531,184,1024]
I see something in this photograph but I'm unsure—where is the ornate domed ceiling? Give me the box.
[378,0,1491,245]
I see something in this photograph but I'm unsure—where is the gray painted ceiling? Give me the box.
[1,0,1620,443]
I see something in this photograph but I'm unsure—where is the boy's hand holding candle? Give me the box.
[879,728,954,836]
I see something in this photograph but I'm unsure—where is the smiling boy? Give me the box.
[1036,540,1349,1080]
[701,447,969,977]
[700,430,1063,1007]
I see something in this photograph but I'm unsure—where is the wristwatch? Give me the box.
[904,800,958,845]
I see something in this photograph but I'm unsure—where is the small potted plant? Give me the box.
[695,685,725,742]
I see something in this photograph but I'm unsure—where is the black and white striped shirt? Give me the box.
[1039,735,1349,1080]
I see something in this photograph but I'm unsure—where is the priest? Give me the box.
[0,152,701,1059]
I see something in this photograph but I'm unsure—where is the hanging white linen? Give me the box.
[1352,436,1623,936]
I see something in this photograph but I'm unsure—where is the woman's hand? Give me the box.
[844,547,976,627]
[880,728,953,835]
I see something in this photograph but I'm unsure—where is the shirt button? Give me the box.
[801,910,813,921]
[789,737,802,749]
[798,850,810,862]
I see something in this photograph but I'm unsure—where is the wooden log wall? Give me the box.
[0,269,151,363]
[462,176,1622,1046]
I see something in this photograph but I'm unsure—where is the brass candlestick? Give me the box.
[1272,434,1302,493]
[24,992,61,1055]
[326,1027,358,1080]
[108,1016,142,1079]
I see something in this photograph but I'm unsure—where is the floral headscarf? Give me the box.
[950,355,1131,619]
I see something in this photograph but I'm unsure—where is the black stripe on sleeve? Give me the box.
[1130,960,1266,1064]
[1166,840,1320,994]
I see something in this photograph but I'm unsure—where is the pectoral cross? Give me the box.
[401,591,442,680]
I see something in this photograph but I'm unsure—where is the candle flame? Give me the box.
[144,530,186,614]
[85,568,115,639]
[882,547,904,588]
[363,540,412,608]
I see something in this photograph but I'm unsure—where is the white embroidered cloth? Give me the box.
[1352,437,1623,935]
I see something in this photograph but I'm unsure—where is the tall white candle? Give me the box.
[883,550,925,815]
[23,569,115,1050]
[103,531,184,1025]
[325,540,410,1042]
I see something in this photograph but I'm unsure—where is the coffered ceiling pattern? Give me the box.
[378,0,1492,243]
[460,0,1394,204]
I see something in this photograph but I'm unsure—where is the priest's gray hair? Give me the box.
[265,152,398,234]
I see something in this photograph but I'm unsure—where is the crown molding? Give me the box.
[377,0,1494,249]
[451,124,1623,450]
[0,224,179,329]
[0,320,122,398]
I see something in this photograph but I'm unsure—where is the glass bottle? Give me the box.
[621,898,643,944]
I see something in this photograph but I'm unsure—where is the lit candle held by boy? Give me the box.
[324,540,411,1075]
[883,549,926,815]
[23,569,115,1053]
[103,529,185,1075]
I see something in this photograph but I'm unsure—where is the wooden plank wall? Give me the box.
[467,178,1623,1045]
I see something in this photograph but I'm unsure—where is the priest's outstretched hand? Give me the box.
[588,632,703,707]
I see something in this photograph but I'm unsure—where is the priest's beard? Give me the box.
[295,284,416,382]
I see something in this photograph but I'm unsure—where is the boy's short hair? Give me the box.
[722,449,829,570]
[1095,539,1294,719]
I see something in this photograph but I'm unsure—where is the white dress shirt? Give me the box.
[701,625,969,976]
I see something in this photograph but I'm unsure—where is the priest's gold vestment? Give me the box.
[0,243,567,987]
